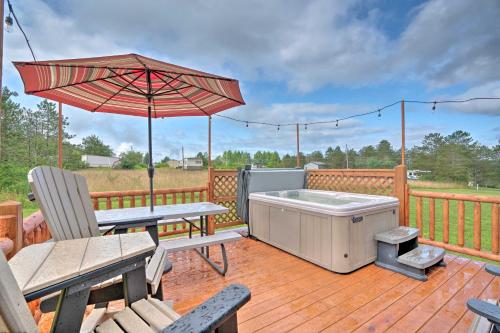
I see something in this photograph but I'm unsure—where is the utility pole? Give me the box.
[181,146,185,170]
[345,144,349,169]
[401,99,405,165]
[0,0,4,161]
[296,123,300,168]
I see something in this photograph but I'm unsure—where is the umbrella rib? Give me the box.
[25,70,143,94]
[133,54,149,69]
[155,74,210,116]
[155,71,245,105]
[102,77,146,96]
[92,72,143,112]
[152,74,182,95]
[107,68,148,95]
[154,69,235,82]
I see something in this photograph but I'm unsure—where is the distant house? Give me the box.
[167,160,181,169]
[304,161,328,170]
[81,155,120,168]
[183,157,203,170]
[407,169,431,180]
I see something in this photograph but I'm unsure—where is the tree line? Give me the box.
[1,87,499,195]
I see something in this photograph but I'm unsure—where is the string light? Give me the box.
[6,0,37,61]
[213,97,500,130]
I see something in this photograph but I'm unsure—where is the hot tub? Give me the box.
[249,189,399,273]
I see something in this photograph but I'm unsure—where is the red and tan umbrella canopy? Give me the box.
[14,53,245,210]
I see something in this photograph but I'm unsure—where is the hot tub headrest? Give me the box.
[247,169,306,193]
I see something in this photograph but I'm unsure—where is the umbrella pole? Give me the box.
[147,96,154,212]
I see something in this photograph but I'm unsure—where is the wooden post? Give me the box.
[492,204,499,254]
[296,123,300,168]
[473,202,481,250]
[0,201,23,257]
[208,116,212,168]
[401,99,405,165]
[394,164,407,226]
[207,167,215,235]
[442,199,449,243]
[458,201,465,247]
[58,102,63,168]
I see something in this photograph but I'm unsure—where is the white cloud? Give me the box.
[3,0,499,157]
[115,142,134,155]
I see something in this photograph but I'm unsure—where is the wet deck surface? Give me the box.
[163,237,499,333]
[36,237,499,332]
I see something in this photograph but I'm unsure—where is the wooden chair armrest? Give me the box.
[485,265,500,277]
[467,299,500,326]
[160,284,251,333]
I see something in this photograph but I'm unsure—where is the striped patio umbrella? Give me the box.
[14,53,245,211]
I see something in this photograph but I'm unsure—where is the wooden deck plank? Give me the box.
[286,271,406,333]
[417,265,494,333]
[242,265,382,333]
[386,260,484,332]
[353,256,469,333]
[146,238,497,333]
[239,264,380,328]
[450,276,500,332]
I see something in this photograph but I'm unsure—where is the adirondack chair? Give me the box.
[467,265,500,333]
[0,251,251,333]
[27,166,169,311]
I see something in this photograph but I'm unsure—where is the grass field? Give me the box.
[14,168,208,217]
[78,167,208,192]
[408,185,500,263]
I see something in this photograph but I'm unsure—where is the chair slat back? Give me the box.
[28,166,100,241]
[0,252,38,333]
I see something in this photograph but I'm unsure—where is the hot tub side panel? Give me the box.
[332,209,399,273]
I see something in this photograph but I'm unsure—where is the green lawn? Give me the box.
[408,186,500,263]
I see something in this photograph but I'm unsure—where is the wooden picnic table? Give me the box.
[8,232,156,332]
[95,202,229,245]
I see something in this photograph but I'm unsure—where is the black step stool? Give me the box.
[374,226,445,281]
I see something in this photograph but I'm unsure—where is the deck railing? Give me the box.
[4,164,499,263]
[90,186,209,237]
[408,189,500,261]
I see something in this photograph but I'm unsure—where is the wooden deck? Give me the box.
[163,237,499,333]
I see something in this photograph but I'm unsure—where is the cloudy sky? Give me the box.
[3,0,500,160]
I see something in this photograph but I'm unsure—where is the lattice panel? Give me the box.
[307,174,395,196]
[213,175,238,198]
[213,200,240,224]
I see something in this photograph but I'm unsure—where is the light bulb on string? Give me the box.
[432,101,436,112]
[378,110,381,119]
[336,120,339,127]
[304,124,308,130]
[245,121,248,128]
[277,125,280,132]
[4,13,13,32]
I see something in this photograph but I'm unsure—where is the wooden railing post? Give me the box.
[0,201,23,257]
[394,164,407,226]
[207,167,215,234]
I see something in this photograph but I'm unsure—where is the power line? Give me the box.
[213,97,500,129]
[6,0,37,61]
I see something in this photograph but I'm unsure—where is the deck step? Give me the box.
[374,226,419,244]
[397,244,445,269]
